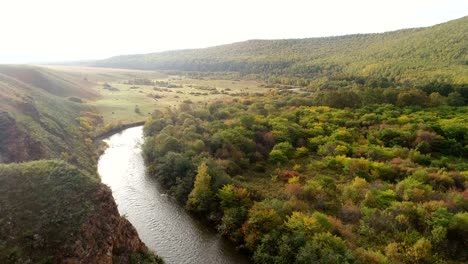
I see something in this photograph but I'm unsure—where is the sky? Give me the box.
[0,0,467,64]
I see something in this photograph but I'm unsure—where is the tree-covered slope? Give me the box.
[95,16,468,85]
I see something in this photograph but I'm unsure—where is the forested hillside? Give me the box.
[95,16,467,87]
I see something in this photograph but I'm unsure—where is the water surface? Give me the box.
[98,126,249,264]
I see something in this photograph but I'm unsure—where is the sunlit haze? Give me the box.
[1,0,467,63]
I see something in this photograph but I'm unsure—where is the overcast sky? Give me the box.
[0,0,466,64]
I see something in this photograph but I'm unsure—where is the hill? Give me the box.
[0,65,164,169]
[0,65,165,263]
[0,65,98,98]
[0,65,99,168]
[0,160,162,263]
[94,16,468,87]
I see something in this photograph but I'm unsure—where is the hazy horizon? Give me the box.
[1,0,467,64]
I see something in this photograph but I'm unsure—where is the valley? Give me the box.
[0,15,467,264]
[0,64,267,263]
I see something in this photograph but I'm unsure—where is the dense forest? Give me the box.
[95,16,467,89]
[142,86,467,263]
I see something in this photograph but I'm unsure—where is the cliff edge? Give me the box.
[0,160,162,264]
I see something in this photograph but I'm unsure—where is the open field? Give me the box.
[44,65,270,125]
[90,76,268,124]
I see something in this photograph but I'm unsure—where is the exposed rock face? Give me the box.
[56,186,151,264]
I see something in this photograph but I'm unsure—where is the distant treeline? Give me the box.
[95,16,468,89]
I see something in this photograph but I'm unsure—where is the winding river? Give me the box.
[97,126,249,264]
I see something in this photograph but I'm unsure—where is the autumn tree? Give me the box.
[186,162,214,213]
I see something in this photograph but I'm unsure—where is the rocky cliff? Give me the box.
[57,186,160,264]
[0,160,162,264]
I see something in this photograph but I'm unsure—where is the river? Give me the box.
[97,126,249,264]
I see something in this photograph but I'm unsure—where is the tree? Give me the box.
[446,92,465,106]
[429,92,446,106]
[285,212,332,238]
[144,117,167,135]
[217,184,251,242]
[242,201,283,250]
[186,162,214,213]
[363,189,396,209]
[269,149,288,165]
[395,176,432,201]
[396,89,429,107]
[446,212,468,260]
[272,142,295,158]
[134,105,141,114]
[407,238,432,263]
[296,232,356,264]
[317,91,361,108]
[218,184,250,208]
[240,114,256,128]
[159,136,182,154]
[153,152,195,193]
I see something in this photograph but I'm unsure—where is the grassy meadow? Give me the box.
[89,76,268,125]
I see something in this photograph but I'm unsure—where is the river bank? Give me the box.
[93,121,146,142]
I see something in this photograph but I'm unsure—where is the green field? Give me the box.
[90,77,268,125]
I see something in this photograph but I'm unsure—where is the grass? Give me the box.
[0,160,100,263]
[89,82,159,123]
[86,75,269,125]
[0,66,96,168]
